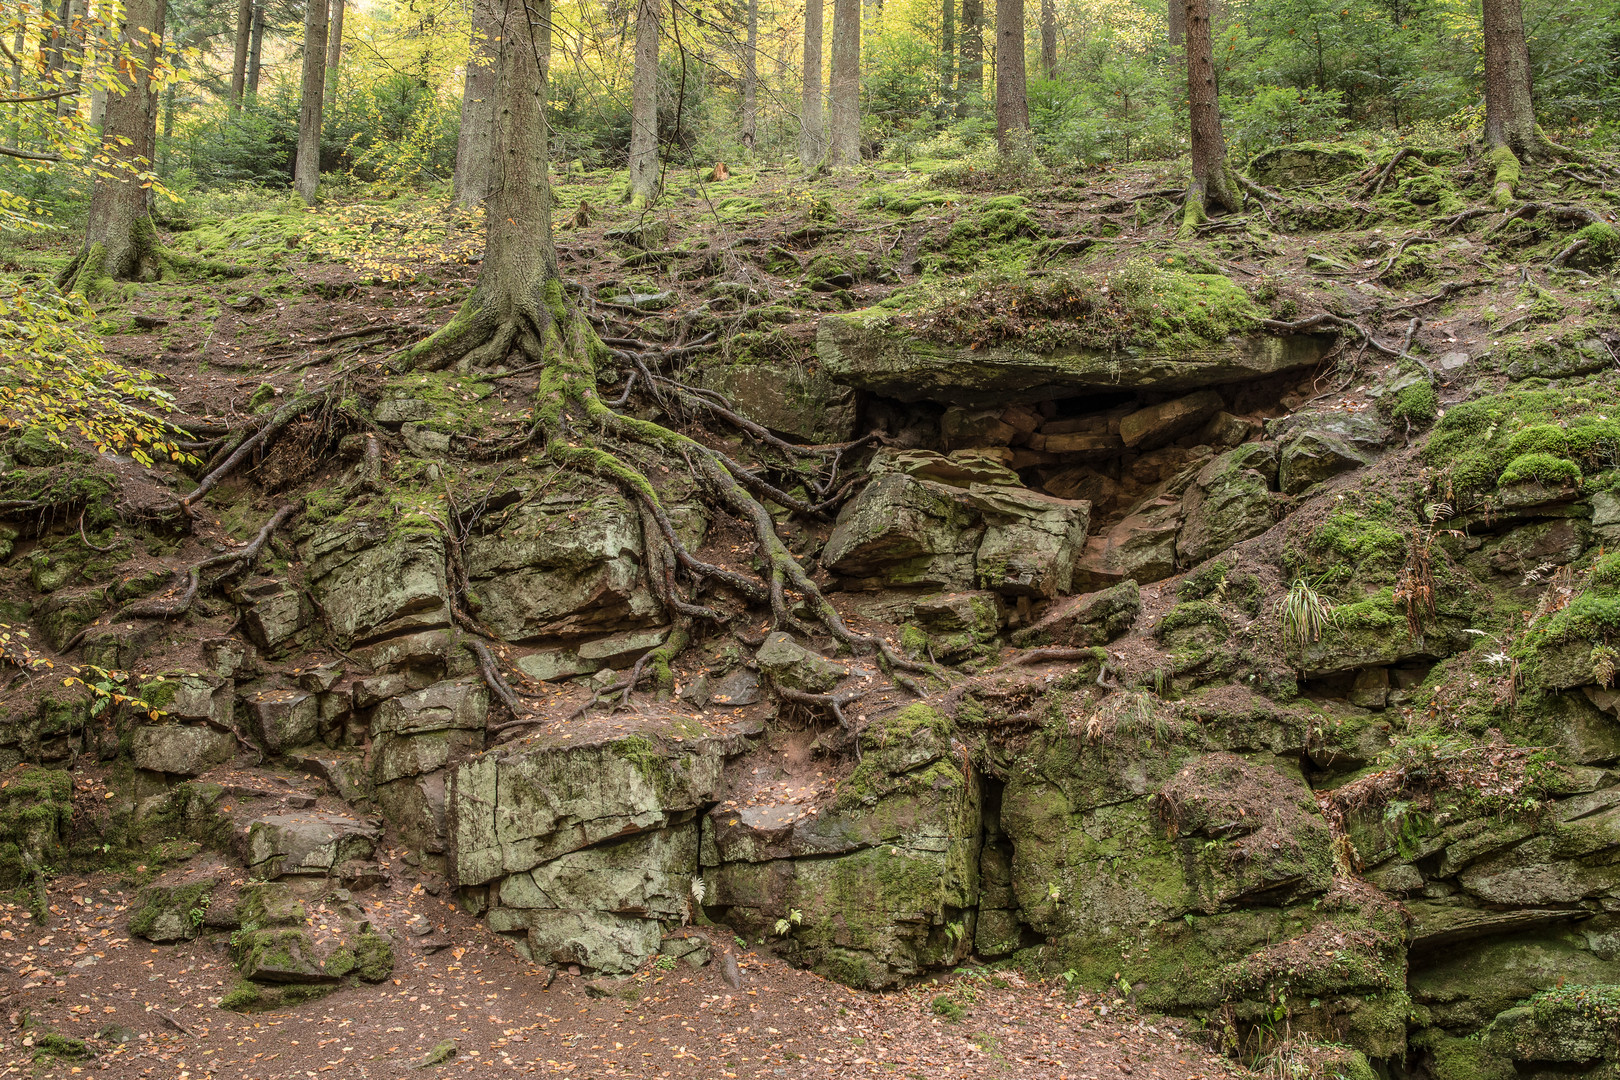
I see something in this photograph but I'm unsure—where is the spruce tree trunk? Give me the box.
[828,0,860,165]
[994,0,1028,150]
[247,1,264,94]
[1480,0,1555,203]
[230,0,252,107]
[1183,0,1239,229]
[958,0,982,116]
[65,0,165,288]
[627,0,661,206]
[294,0,329,203]
[940,0,955,115]
[326,0,345,98]
[1168,0,1184,46]
[1039,0,1055,78]
[799,0,825,166]
[740,0,757,148]
[454,0,499,207]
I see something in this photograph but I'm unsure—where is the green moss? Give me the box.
[1155,601,1228,639]
[353,930,395,981]
[1388,381,1439,426]
[1499,452,1581,487]
[1425,385,1620,498]
[1307,510,1406,568]
[128,882,212,940]
[32,1032,92,1062]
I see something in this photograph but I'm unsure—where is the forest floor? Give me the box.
[3,865,1248,1079]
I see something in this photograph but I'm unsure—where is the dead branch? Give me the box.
[775,685,867,732]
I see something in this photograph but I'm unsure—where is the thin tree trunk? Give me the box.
[230,0,251,107]
[55,0,87,118]
[995,0,1028,150]
[43,0,69,84]
[1039,0,1055,78]
[828,0,859,164]
[627,0,661,206]
[294,0,329,203]
[940,0,955,115]
[958,0,981,116]
[799,0,824,166]
[62,0,165,288]
[325,0,345,98]
[454,0,499,207]
[10,14,27,145]
[740,0,757,149]
[1182,0,1239,230]
[158,78,174,174]
[1167,0,1184,46]
[247,0,265,94]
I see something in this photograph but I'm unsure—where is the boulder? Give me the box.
[233,928,337,983]
[246,689,319,754]
[464,490,660,640]
[1013,580,1141,647]
[1271,412,1385,495]
[514,649,598,683]
[822,472,982,590]
[1118,391,1224,450]
[1248,142,1371,186]
[371,730,481,784]
[968,486,1090,598]
[754,633,858,694]
[244,812,383,880]
[128,882,214,943]
[1176,443,1279,565]
[817,310,1334,406]
[1074,496,1182,589]
[371,678,487,736]
[308,521,450,645]
[696,359,856,444]
[133,724,235,776]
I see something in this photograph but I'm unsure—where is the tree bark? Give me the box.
[799,0,824,166]
[1480,0,1561,204]
[1039,0,1055,78]
[1182,0,1239,231]
[994,0,1028,150]
[1167,0,1184,46]
[60,0,165,290]
[940,0,955,115]
[740,0,757,149]
[325,0,345,98]
[627,0,660,206]
[230,0,252,107]
[958,0,981,116]
[55,0,87,118]
[11,13,29,144]
[247,0,264,94]
[294,0,329,203]
[828,0,859,164]
[454,0,499,207]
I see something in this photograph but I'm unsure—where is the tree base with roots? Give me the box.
[57,217,250,299]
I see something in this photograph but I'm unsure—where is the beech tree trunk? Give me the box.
[454,0,499,207]
[247,0,264,94]
[799,0,825,166]
[1039,0,1055,78]
[740,0,757,148]
[230,0,251,107]
[627,0,661,206]
[995,0,1028,150]
[1183,0,1239,228]
[958,0,982,116]
[940,0,955,114]
[294,0,329,203]
[62,0,165,288]
[828,0,860,165]
[10,15,26,143]
[326,0,345,98]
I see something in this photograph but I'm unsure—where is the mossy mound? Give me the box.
[0,765,71,887]
[1424,381,1620,501]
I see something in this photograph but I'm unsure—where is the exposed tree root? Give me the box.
[57,222,250,298]
[181,390,336,510]
[59,504,297,654]
[78,512,117,554]
[1485,201,1605,239]
[775,685,866,731]
[1364,147,1414,197]
[1260,312,1406,359]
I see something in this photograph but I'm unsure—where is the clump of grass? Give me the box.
[1279,579,1336,653]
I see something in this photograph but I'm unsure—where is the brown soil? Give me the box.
[3,866,1250,1080]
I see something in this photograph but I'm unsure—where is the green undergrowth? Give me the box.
[1424,380,1620,501]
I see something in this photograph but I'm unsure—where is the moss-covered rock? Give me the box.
[128,882,213,943]
[0,765,71,886]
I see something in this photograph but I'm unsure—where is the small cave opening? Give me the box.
[974,776,1036,960]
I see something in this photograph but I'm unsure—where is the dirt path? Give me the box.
[2,871,1249,1079]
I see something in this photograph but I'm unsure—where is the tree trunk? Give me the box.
[740,0,757,149]
[958,0,981,116]
[995,0,1028,150]
[1182,0,1239,231]
[627,0,660,207]
[11,14,28,144]
[294,0,329,203]
[1480,0,1560,203]
[454,0,499,207]
[325,0,345,98]
[230,0,251,107]
[55,0,87,118]
[828,0,859,165]
[1039,0,1055,78]
[799,0,824,166]
[940,0,955,115]
[60,0,165,291]
[1167,0,1184,46]
[247,0,265,94]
